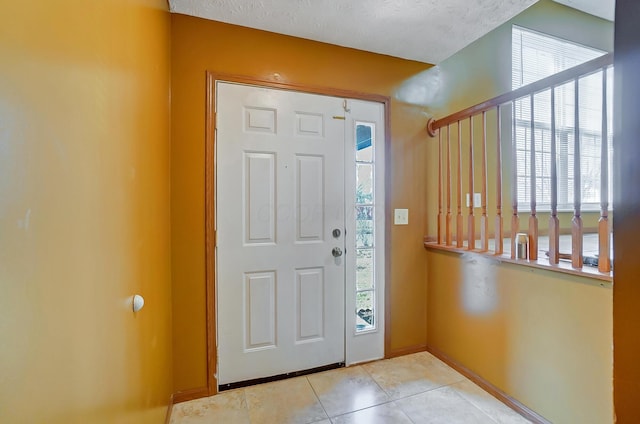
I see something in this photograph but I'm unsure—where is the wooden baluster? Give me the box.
[480,111,489,251]
[529,94,539,261]
[446,125,453,245]
[511,102,519,259]
[599,68,611,273]
[572,78,584,268]
[437,128,443,244]
[495,105,504,255]
[549,87,560,265]
[468,116,475,250]
[456,121,464,248]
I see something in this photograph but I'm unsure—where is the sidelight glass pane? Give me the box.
[356,205,373,220]
[355,121,376,333]
[356,124,374,162]
[356,290,374,331]
[356,214,374,248]
[356,249,374,291]
[356,163,374,204]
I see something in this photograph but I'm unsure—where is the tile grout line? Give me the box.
[448,385,503,424]
[304,375,331,422]
[361,354,491,423]
[240,388,253,424]
[449,381,531,424]
[360,363,394,400]
[359,362,418,424]
[310,365,401,420]
[367,361,469,403]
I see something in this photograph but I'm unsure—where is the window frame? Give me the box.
[511,25,612,213]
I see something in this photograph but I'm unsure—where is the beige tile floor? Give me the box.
[170,352,531,424]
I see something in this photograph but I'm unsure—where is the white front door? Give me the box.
[216,82,346,385]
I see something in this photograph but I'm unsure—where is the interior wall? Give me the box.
[423,1,614,423]
[0,1,173,422]
[427,250,612,423]
[171,14,432,393]
[613,0,640,421]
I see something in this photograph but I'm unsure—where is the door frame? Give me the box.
[204,72,392,396]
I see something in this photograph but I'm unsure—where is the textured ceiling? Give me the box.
[169,0,614,64]
[169,0,539,64]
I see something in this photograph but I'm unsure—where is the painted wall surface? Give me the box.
[427,250,613,423]
[0,1,172,422]
[171,14,432,392]
[423,1,614,423]
[612,0,640,421]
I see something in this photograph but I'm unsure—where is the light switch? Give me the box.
[394,209,409,225]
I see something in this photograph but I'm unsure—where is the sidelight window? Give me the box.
[355,122,376,332]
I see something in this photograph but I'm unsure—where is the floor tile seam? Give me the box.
[392,385,499,424]
[242,386,260,424]
[445,376,472,386]
[449,386,515,424]
[392,396,423,424]
[327,399,416,423]
[359,361,395,402]
[446,384,503,424]
[386,378,466,402]
[238,388,252,422]
[335,396,400,418]
[304,375,331,421]
[388,400,418,424]
[323,397,394,419]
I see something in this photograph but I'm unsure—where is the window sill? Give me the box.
[423,241,613,283]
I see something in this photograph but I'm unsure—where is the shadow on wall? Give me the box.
[394,66,446,111]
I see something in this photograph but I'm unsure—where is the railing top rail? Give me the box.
[427,52,613,136]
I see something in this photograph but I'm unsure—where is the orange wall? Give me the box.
[171,14,432,392]
[0,1,172,422]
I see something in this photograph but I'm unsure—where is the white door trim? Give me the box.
[344,99,386,365]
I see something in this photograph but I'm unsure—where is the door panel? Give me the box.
[295,267,324,342]
[244,271,276,350]
[216,82,346,385]
[244,152,276,244]
[296,155,324,241]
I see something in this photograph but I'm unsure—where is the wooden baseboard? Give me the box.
[427,346,551,424]
[172,386,210,404]
[165,394,174,424]
[386,343,428,359]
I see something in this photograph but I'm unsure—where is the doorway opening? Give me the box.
[205,75,390,393]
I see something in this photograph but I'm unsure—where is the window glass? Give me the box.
[512,26,612,210]
[355,123,375,332]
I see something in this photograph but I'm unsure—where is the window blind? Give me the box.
[512,26,613,211]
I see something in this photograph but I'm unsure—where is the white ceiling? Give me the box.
[169,0,614,64]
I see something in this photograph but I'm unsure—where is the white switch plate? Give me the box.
[394,208,409,225]
[466,193,482,208]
